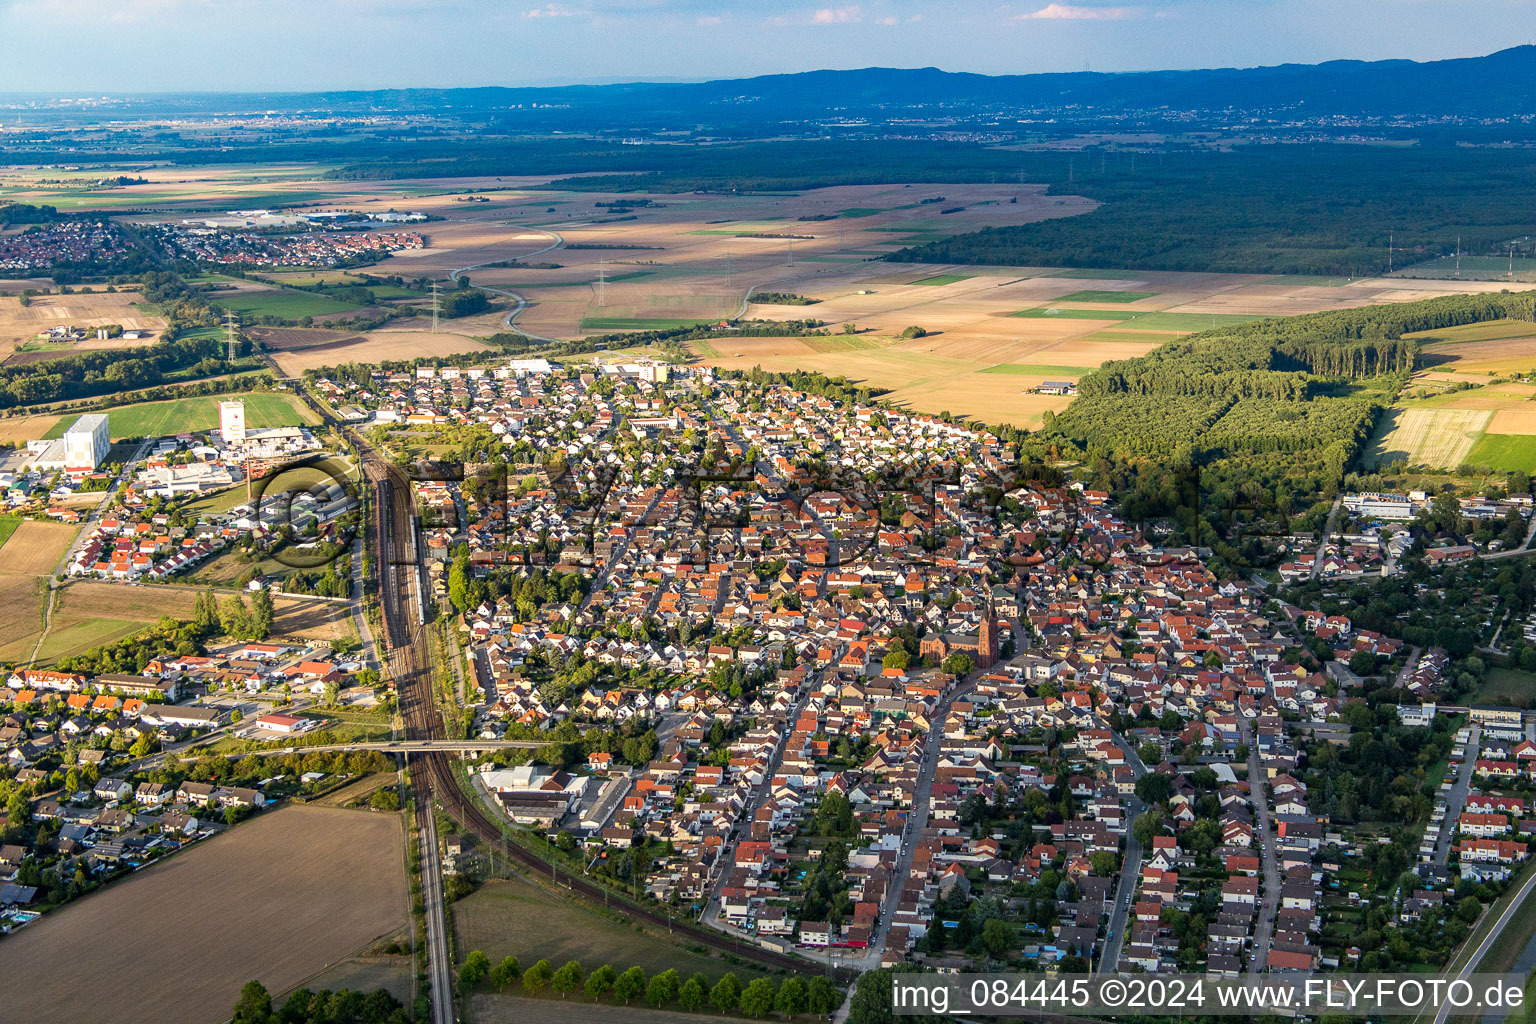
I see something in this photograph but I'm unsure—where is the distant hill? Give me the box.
[100,46,1536,124]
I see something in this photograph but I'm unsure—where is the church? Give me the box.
[919,602,1000,670]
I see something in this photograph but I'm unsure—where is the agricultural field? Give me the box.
[209,287,371,320]
[453,874,775,991]
[0,290,165,363]
[0,572,46,662]
[0,805,408,1024]
[267,328,490,376]
[40,391,317,440]
[1362,407,1495,469]
[0,519,78,575]
[1466,433,1536,472]
[272,598,357,644]
[245,325,365,351]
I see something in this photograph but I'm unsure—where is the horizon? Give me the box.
[1,0,1533,93]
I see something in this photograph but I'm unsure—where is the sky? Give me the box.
[2,0,1534,93]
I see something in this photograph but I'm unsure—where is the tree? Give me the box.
[1134,772,1172,806]
[614,966,647,1005]
[552,960,584,998]
[489,955,521,991]
[740,978,777,1018]
[459,949,491,990]
[1137,741,1162,765]
[369,788,400,811]
[582,963,617,1002]
[775,976,808,1016]
[808,976,839,1015]
[194,588,219,633]
[1133,809,1164,850]
[940,652,973,676]
[522,958,554,996]
[982,916,1014,956]
[323,679,340,707]
[220,593,252,638]
[646,968,680,1008]
[710,973,742,1014]
[250,587,274,640]
[679,974,708,1012]
[232,980,272,1024]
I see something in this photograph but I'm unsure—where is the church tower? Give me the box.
[979,597,998,669]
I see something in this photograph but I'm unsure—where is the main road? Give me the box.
[1097,734,1148,976]
[1241,713,1281,977]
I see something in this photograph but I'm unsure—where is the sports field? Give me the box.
[0,805,407,1024]
[1363,407,1495,468]
[41,392,317,439]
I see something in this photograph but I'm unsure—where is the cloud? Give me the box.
[810,4,861,23]
[1020,3,1136,19]
[524,2,577,16]
[696,13,723,24]
[876,14,895,24]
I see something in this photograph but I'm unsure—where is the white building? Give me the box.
[220,400,247,445]
[64,413,110,470]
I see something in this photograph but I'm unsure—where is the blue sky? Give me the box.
[1,0,1533,92]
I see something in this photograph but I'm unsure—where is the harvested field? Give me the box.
[0,572,45,661]
[1490,407,1536,435]
[1363,407,1495,469]
[0,519,78,574]
[0,413,61,445]
[0,805,408,1024]
[268,330,489,376]
[1419,335,1536,374]
[0,290,165,359]
[272,598,357,643]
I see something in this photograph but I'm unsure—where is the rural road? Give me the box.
[448,227,564,344]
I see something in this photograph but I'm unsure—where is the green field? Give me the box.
[38,619,146,664]
[836,208,884,218]
[1011,307,1140,321]
[1406,319,1536,344]
[579,316,714,332]
[1465,668,1536,707]
[1466,433,1536,472]
[1012,307,1268,330]
[0,516,21,549]
[44,392,319,440]
[909,274,973,286]
[1058,290,1158,303]
[212,290,368,320]
[453,875,775,989]
[979,363,1092,376]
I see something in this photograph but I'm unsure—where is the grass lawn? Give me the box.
[579,316,713,332]
[1467,433,1536,473]
[453,875,777,988]
[1465,668,1536,707]
[979,363,1091,376]
[44,392,318,440]
[0,516,21,549]
[1057,290,1159,303]
[909,274,973,286]
[37,618,146,664]
[212,290,367,320]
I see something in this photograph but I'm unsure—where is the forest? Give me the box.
[1031,291,1536,573]
[318,139,1536,276]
